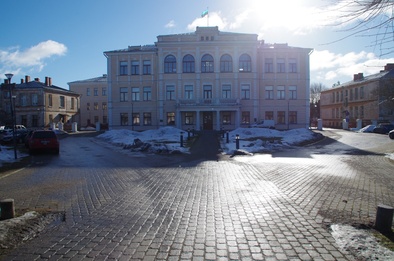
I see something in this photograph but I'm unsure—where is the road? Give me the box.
[0,129,393,260]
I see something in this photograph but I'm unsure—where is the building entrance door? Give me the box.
[203,112,213,130]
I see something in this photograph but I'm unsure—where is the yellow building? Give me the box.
[68,75,108,130]
[1,76,80,129]
[320,64,394,128]
[104,26,313,131]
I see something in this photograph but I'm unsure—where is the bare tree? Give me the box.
[310,82,328,103]
[327,0,394,56]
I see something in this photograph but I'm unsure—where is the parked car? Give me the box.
[1,129,29,144]
[372,123,394,134]
[28,130,60,155]
[389,130,394,140]
[250,120,275,129]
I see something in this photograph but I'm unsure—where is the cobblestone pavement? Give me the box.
[0,129,392,260]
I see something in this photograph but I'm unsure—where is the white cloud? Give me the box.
[311,49,394,86]
[0,40,67,77]
[165,20,176,28]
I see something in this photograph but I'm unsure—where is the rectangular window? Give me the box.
[132,87,140,101]
[143,112,151,125]
[203,85,212,99]
[241,84,250,100]
[20,94,27,106]
[167,112,175,125]
[120,87,128,102]
[184,85,193,99]
[277,58,285,73]
[102,102,107,110]
[289,111,297,124]
[360,106,364,118]
[143,60,151,75]
[354,88,358,100]
[185,112,194,125]
[94,88,98,96]
[71,98,75,109]
[265,111,274,120]
[289,86,297,100]
[60,96,65,108]
[222,112,231,125]
[32,115,38,127]
[31,94,38,106]
[48,94,52,107]
[120,61,128,75]
[120,113,128,126]
[241,111,250,124]
[265,58,274,73]
[277,86,285,100]
[277,111,285,124]
[87,88,91,96]
[265,86,274,100]
[94,116,99,124]
[222,85,231,98]
[131,61,139,75]
[103,116,107,124]
[332,93,335,103]
[87,102,90,110]
[332,109,335,118]
[350,89,353,101]
[360,86,365,99]
[143,87,151,101]
[132,113,140,126]
[102,87,107,96]
[288,58,297,73]
[94,102,98,110]
[166,85,175,100]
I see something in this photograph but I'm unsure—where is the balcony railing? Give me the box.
[177,98,239,107]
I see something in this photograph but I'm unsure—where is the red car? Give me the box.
[28,130,60,155]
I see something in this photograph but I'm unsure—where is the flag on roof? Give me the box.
[201,9,208,17]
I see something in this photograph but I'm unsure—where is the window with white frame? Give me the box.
[222,85,231,98]
[143,112,151,125]
[220,54,232,72]
[183,55,195,73]
[167,112,175,125]
[143,60,151,75]
[131,61,139,75]
[132,87,140,101]
[277,58,285,73]
[265,58,274,73]
[184,85,193,99]
[288,58,297,73]
[166,85,175,100]
[289,86,297,99]
[185,112,194,125]
[277,86,285,100]
[201,54,214,73]
[31,93,38,106]
[164,55,176,73]
[120,87,128,102]
[86,88,91,96]
[102,87,107,96]
[265,86,274,100]
[241,84,250,100]
[120,113,128,126]
[203,85,212,99]
[143,87,151,101]
[120,61,128,75]
[60,96,65,108]
[239,54,251,72]
[94,88,98,96]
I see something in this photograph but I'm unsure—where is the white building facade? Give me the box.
[104,27,313,131]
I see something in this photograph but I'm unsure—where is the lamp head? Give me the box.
[5,73,13,82]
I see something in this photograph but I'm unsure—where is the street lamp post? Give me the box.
[5,73,17,159]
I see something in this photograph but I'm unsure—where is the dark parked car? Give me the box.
[389,130,394,140]
[1,129,28,144]
[372,123,394,134]
[28,130,60,155]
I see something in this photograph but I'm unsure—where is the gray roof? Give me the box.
[331,69,394,90]
[16,81,79,95]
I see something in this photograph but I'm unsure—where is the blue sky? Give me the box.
[1,0,393,89]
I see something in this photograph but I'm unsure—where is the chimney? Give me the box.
[45,77,49,86]
[358,73,363,79]
[34,78,40,82]
[353,74,358,81]
[49,77,52,86]
[25,75,30,83]
[20,79,24,84]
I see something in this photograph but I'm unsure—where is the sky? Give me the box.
[1,0,394,90]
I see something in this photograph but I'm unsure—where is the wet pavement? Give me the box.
[0,129,393,260]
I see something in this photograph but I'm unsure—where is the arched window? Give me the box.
[239,54,251,72]
[164,55,176,73]
[201,54,214,73]
[220,54,233,72]
[182,54,195,73]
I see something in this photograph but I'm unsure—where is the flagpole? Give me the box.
[207,7,209,26]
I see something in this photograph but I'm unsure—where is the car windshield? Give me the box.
[32,131,56,139]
